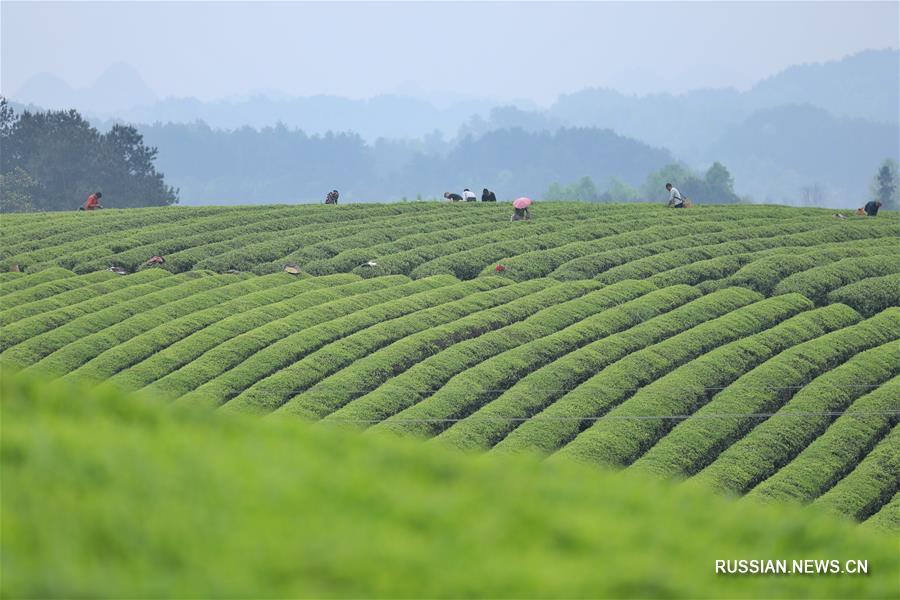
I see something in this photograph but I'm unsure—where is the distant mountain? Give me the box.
[88,63,158,113]
[749,50,899,125]
[10,50,895,147]
[5,50,896,207]
[11,73,77,110]
[546,49,899,157]
[115,94,498,140]
[12,63,157,113]
[708,104,899,206]
[469,50,899,205]
[549,87,749,158]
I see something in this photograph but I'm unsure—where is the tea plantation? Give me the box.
[2,203,898,500]
[1,202,898,594]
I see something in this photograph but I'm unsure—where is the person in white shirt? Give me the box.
[666,183,685,208]
[462,188,477,202]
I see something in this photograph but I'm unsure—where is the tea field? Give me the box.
[2,201,898,596]
[1,202,898,517]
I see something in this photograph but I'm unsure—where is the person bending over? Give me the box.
[665,183,684,208]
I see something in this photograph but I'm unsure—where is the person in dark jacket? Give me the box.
[325,190,340,204]
[863,200,882,216]
[482,188,497,202]
[511,207,530,221]
[444,192,463,202]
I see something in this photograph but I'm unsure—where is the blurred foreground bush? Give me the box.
[1,373,896,598]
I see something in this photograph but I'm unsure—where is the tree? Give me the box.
[98,124,178,209]
[544,176,601,202]
[640,163,695,201]
[800,184,825,207]
[604,177,640,202]
[638,162,745,205]
[0,167,38,212]
[0,100,177,211]
[0,97,15,137]
[705,162,733,192]
[871,159,899,210]
[702,162,741,204]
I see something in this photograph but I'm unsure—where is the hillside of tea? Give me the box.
[1,202,897,527]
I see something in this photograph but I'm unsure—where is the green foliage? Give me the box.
[426,290,758,446]
[542,163,745,206]
[813,425,899,522]
[705,161,735,193]
[544,176,602,202]
[828,274,900,316]
[17,274,244,378]
[557,304,860,469]
[3,203,894,279]
[773,255,900,304]
[4,373,897,598]
[749,375,899,506]
[499,213,767,281]
[863,492,900,531]
[408,219,641,280]
[590,222,897,287]
[0,270,117,317]
[638,309,898,487]
[180,277,509,411]
[694,339,899,496]
[0,272,216,368]
[61,273,304,385]
[640,163,695,200]
[0,103,177,211]
[640,162,743,204]
[604,176,641,202]
[228,279,547,415]
[550,294,813,465]
[0,270,177,351]
[427,284,719,449]
[727,247,876,295]
[280,280,599,420]
[490,288,753,455]
[0,267,75,297]
[871,158,899,209]
[329,280,653,427]
[350,208,609,279]
[0,167,38,212]
[1,203,897,530]
[116,275,423,394]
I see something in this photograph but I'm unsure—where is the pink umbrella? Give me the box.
[513,197,533,209]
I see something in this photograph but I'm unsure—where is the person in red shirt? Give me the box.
[81,192,102,211]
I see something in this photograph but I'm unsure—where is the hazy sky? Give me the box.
[2,1,898,104]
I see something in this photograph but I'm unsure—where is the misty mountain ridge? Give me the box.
[709,104,899,205]
[9,49,897,140]
[5,49,897,207]
[750,48,899,125]
[546,49,898,157]
[12,62,158,115]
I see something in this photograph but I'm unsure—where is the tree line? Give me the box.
[136,119,673,204]
[545,162,746,204]
[1,99,897,212]
[0,98,177,212]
